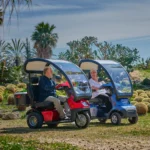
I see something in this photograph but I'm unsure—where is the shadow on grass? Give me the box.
[89,121,134,127]
[0,123,83,134]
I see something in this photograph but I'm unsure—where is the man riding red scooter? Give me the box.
[17,58,92,129]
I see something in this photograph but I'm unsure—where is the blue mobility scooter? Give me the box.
[15,58,92,129]
[79,59,138,125]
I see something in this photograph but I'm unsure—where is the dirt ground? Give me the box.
[0,119,150,150]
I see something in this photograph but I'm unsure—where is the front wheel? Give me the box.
[110,112,121,125]
[75,112,90,129]
[128,116,138,124]
[27,112,43,129]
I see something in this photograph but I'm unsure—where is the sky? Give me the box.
[1,0,150,59]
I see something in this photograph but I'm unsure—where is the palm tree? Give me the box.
[4,39,25,66]
[24,38,36,60]
[0,40,6,60]
[31,22,58,58]
[0,9,3,25]
[0,0,31,25]
[0,40,7,80]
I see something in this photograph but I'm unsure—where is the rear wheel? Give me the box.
[98,118,107,124]
[75,112,90,128]
[27,112,43,129]
[110,112,121,125]
[128,116,138,124]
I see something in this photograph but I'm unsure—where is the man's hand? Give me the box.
[91,86,99,91]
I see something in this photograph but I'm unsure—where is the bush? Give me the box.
[0,94,3,102]
[6,84,17,93]
[133,91,138,95]
[7,94,15,105]
[136,90,145,95]
[143,102,150,106]
[130,101,137,105]
[142,98,150,103]
[0,86,6,91]
[147,93,150,98]
[142,78,150,85]
[134,96,143,102]
[147,104,150,113]
[132,94,137,98]
[135,102,148,115]
[17,83,27,89]
[139,93,148,98]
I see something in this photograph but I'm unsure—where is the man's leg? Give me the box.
[45,96,65,118]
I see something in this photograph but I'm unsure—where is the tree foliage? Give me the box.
[58,36,97,64]
[24,38,36,60]
[4,39,25,66]
[58,36,140,71]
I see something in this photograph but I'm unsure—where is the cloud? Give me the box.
[2,0,150,59]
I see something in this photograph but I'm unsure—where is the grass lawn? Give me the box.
[0,107,150,150]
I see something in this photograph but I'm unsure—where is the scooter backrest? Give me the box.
[30,77,39,84]
[27,77,39,105]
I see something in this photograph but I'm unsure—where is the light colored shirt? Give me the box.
[89,78,107,98]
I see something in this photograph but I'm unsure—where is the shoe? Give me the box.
[60,116,69,120]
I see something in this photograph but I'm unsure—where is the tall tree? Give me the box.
[95,41,116,60]
[0,9,3,25]
[95,42,140,71]
[0,40,7,61]
[0,40,7,81]
[5,39,25,66]
[24,38,36,60]
[58,36,97,64]
[0,0,31,25]
[31,22,58,58]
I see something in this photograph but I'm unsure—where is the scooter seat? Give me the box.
[32,101,54,109]
[89,98,103,104]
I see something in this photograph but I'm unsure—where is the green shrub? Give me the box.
[132,93,137,98]
[143,102,149,106]
[136,90,145,94]
[139,93,148,98]
[142,98,150,103]
[0,94,3,102]
[147,104,150,113]
[6,84,17,93]
[7,94,15,105]
[17,83,27,89]
[130,101,137,105]
[142,78,150,85]
[135,102,148,115]
[134,96,143,102]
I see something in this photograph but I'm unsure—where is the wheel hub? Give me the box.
[76,114,87,126]
[112,115,117,123]
[29,116,38,126]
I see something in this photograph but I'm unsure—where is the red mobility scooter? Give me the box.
[15,58,92,129]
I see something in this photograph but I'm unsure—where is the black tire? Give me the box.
[47,123,58,128]
[27,112,43,129]
[98,118,107,124]
[110,112,121,125]
[128,116,138,124]
[75,112,90,129]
